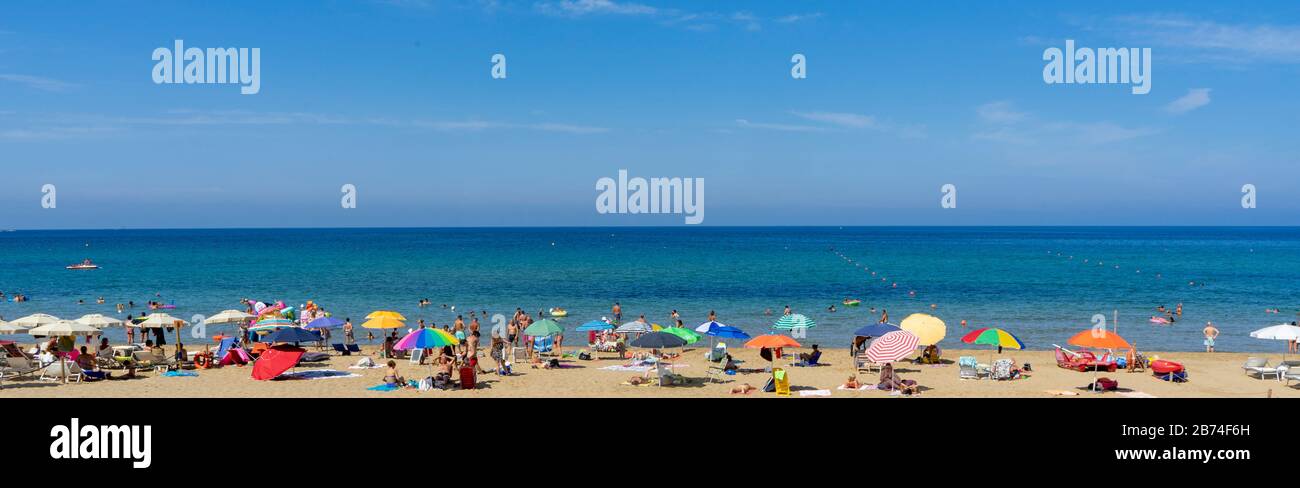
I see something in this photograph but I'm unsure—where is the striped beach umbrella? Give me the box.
[367,310,407,321]
[773,314,816,330]
[960,327,1026,350]
[394,327,459,351]
[575,320,614,332]
[865,330,920,363]
[249,317,294,333]
[615,321,652,334]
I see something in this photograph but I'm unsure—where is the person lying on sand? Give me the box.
[730,383,757,394]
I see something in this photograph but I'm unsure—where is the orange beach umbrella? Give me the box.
[1067,329,1132,350]
[744,334,801,349]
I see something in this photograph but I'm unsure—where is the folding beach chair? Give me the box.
[409,348,424,365]
[991,359,1014,380]
[958,356,988,380]
[346,343,363,355]
[1,355,41,379]
[332,343,350,356]
[512,345,530,363]
[773,367,790,396]
[39,361,83,383]
[855,352,880,373]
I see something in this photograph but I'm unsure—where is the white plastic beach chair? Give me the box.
[1242,357,1279,379]
[39,361,83,383]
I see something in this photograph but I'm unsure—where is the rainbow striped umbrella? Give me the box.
[960,327,1025,350]
[249,317,294,333]
[394,327,459,350]
[865,330,919,363]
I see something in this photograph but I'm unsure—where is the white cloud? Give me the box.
[0,74,76,92]
[734,118,826,132]
[1165,88,1211,114]
[776,13,822,24]
[792,111,879,129]
[976,101,1028,124]
[1111,14,1300,63]
[535,0,656,17]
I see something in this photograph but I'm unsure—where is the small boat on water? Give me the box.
[66,259,99,270]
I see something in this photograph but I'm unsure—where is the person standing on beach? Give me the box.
[343,318,354,344]
[612,302,622,325]
[125,315,135,344]
[1203,322,1219,353]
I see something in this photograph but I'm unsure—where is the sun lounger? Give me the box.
[2,355,41,379]
[958,356,989,380]
[1285,367,1300,386]
[1242,357,1279,379]
[1054,346,1117,372]
[39,361,83,382]
[133,350,176,372]
[794,350,822,367]
[332,343,350,356]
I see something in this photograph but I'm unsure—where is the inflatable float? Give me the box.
[1150,359,1184,375]
[1149,317,1170,324]
[842,299,861,307]
[549,308,568,317]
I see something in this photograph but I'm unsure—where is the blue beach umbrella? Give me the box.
[576,320,614,332]
[853,322,901,338]
[263,327,322,344]
[305,317,346,329]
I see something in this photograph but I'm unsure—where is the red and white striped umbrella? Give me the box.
[866,330,920,363]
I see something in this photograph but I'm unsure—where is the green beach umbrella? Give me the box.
[662,327,702,345]
[523,319,564,337]
[773,314,816,330]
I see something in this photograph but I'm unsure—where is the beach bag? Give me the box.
[356,357,375,368]
[762,377,775,392]
[578,352,592,361]
[1157,371,1188,383]
[1093,377,1119,391]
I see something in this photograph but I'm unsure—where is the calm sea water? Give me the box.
[1,227,1297,353]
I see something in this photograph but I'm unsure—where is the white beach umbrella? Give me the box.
[132,313,190,346]
[10,313,61,327]
[75,313,123,328]
[26,320,99,384]
[0,323,28,335]
[1250,324,1300,362]
[28,320,101,337]
[615,321,651,334]
[207,310,254,325]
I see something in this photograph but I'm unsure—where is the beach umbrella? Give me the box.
[695,320,726,334]
[251,344,306,380]
[27,320,100,384]
[773,314,816,330]
[1249,324,1300,361]
[960,327,1026,364]
[0,323,28,335]
[523,318,563,337]
[362,316,405,329]
[865,330,920,363]
[629,331,687,349]
[1067,328,1131,392]
[249,317,294,333]
[615,321,652,334]
[10,313,60,327]
[900,313,946,346]
[305,316,346,329]
[662,327,702,345]
[394,328,459,350]
[75,314,123,328]
[576,320,614,332]
[133,312,191,346]
[745,334,802,368]
[263,327,322,344]
[207,310,254,325]
[853,322,901,338]
[367,310,406,321]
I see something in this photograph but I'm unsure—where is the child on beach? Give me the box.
[384,360,407,388]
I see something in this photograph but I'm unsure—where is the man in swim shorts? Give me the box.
[1203,321,1219,353]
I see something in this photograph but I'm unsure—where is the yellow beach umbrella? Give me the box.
[362,316,405,329]
[366,310,406,321]
[900,313,946,346]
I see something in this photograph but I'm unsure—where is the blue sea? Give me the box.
[1,227,1297,352]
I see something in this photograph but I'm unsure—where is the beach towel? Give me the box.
[367,384,401,392]
[1044,389,1079,396]
[836,384,873,391]
[1118,391,1158,398]
[600,364,654,372]
[277,369,360,380]
[799,389,832,397]
[161,370,198,377]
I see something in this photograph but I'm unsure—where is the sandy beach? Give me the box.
[3,345,1296,398]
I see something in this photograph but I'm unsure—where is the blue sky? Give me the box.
[1,0,1299,228]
